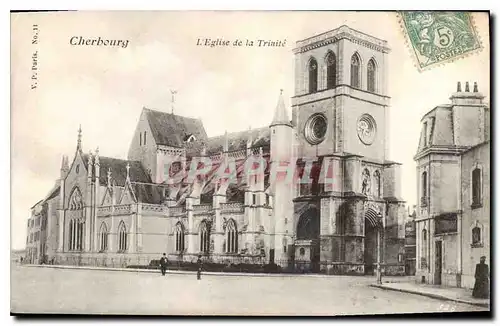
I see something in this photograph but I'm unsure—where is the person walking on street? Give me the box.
[197,255,203,280]
[473,256,489,299]
[160,253,168,276]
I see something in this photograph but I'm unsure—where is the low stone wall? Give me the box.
[50,252,405,276]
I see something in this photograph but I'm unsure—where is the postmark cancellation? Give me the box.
[399,12,483,71]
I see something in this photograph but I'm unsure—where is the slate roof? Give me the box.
[31,185,61,209]
[86,156,152,187]
[144,108,208,147]
[46,185,60,201]
[185,126,271,157]
[131,183,165,204]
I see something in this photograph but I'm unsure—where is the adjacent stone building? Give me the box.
[26,25,407,275]
[404,206,417,276]
[414,82,490,288]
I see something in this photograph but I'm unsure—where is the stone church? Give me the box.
[25,25,406,275]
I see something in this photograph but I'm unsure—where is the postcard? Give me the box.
[10,11,490,316]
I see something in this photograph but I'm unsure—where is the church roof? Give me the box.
[144,108,208,147]
[131,183,165,204]
[84,155,152,186]
[209,127,270,155]
[184,126,271,157]
[45,185,60,201]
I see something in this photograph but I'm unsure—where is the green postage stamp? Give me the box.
[399,12,482,71]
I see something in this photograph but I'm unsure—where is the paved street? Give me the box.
[11,265,487,316]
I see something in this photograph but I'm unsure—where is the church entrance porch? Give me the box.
[294,205,320,273]
[364,207,383,276]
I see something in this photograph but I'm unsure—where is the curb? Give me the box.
[21,264,342,279]
[370,284,490,308]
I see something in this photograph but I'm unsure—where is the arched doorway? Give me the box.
[364,208,382,275]
[296,207,320,272]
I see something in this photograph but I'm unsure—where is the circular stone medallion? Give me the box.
[304,114,328,145]
[357,114,376,145]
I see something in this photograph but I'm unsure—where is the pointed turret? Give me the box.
[223,130,229,153]
[77,125,83,153]
[246,125,253,155]
[126,162,131,183]
[107,167,112,187]
[87,150,93,178]
[270,89,291,128]
[269,89,294,264]
[94,147,100,165]
[246,125,253,148]
[94,147,100,187]
[60,155,69,179]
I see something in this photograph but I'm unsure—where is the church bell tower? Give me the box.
[291,25,391,161]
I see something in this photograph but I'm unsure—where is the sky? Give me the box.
[10,11,490,250]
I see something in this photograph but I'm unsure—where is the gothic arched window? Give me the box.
[325,52,337,89]
[99,223,108,252]
[118,221,127,252]
[143,131,147,145]
[350,54,361,88]
[77,221,83,250]
[175,222,185,252]
[308,58,318,93]
[68,219,84,251]
[367,58,377,92]
[68,220,74,250]
[226,219,238,253]
[472,168,482,206]
[199,220,210,253]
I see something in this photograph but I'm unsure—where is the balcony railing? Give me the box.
[193,204,213,214]
[220,202,244,214]
[114,204,132,215]
[97,206,112,216]
[169,206,186,215]
[140,203,165,214]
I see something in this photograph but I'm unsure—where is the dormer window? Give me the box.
[423,122,428,146]
[184,134,197,143]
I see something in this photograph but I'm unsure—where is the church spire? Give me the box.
[223,130,229,152]
[77,124,83,152]
[107,167,112,187]
[270,89,291,127]
[126,162,131,182]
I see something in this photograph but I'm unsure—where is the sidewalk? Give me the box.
[20,263,414,282]
[20,263,338,279]
[371,281,490,308]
